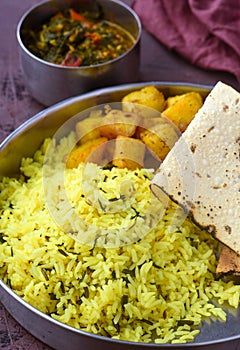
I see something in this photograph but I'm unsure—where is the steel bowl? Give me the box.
[1,82,240,350]
[16,0,141,106]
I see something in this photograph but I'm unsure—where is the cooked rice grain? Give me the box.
[0,137,240,344]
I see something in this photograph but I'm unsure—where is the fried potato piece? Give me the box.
[134,117,162,139]
[138,121,179,161]
[99,109,140,139]
[165,94,185,108]
[139,129,169,162]
[75,117,102,144]
[66,137,108,169]
[162,92,203,132]
[122,86,166,113]
[113,136,145,170]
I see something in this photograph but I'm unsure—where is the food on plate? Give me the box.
[68,108,180,170]
[122,86,166,113]
[162,92,203,132]
[66,137,108,168]
[151,81,240,267]
[1,83,240,344]
[68,88,202,170]
[122,87,203,131]
[75,117,102,144]
[99,109,140,139]
[22,7,135,67]
[1,135,239,344]
[137,120,180,161]
[216,245,240,278]
[112,135,145,170]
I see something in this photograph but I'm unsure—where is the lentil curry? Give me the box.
[23,7,135,67]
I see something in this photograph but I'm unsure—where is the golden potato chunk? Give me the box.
[134,117,163,139]
[113,136,145,170]
[66,137,108,169]
[165,94,185,108]
[138,121,179,161]
[99,109,140,139]
[162,92,203,132]
[75,117,102,144]
[122,86,166,113]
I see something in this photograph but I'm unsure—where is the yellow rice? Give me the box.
[0,135,240,344]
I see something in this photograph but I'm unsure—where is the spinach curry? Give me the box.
[23,8,135,67]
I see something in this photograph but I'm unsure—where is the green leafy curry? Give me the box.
[23,8,135,67]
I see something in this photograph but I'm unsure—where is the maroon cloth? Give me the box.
[133,0,240,82]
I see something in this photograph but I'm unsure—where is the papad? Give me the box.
[151,82,240,254]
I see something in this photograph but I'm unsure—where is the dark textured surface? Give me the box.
[0,1,239,349]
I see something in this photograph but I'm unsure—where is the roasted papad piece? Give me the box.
[151,82,240,264]
[216,245,240,278]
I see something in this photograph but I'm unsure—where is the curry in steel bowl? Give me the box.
[0,82,240,349]
[23,6,135,67]
[17,0,141,105]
